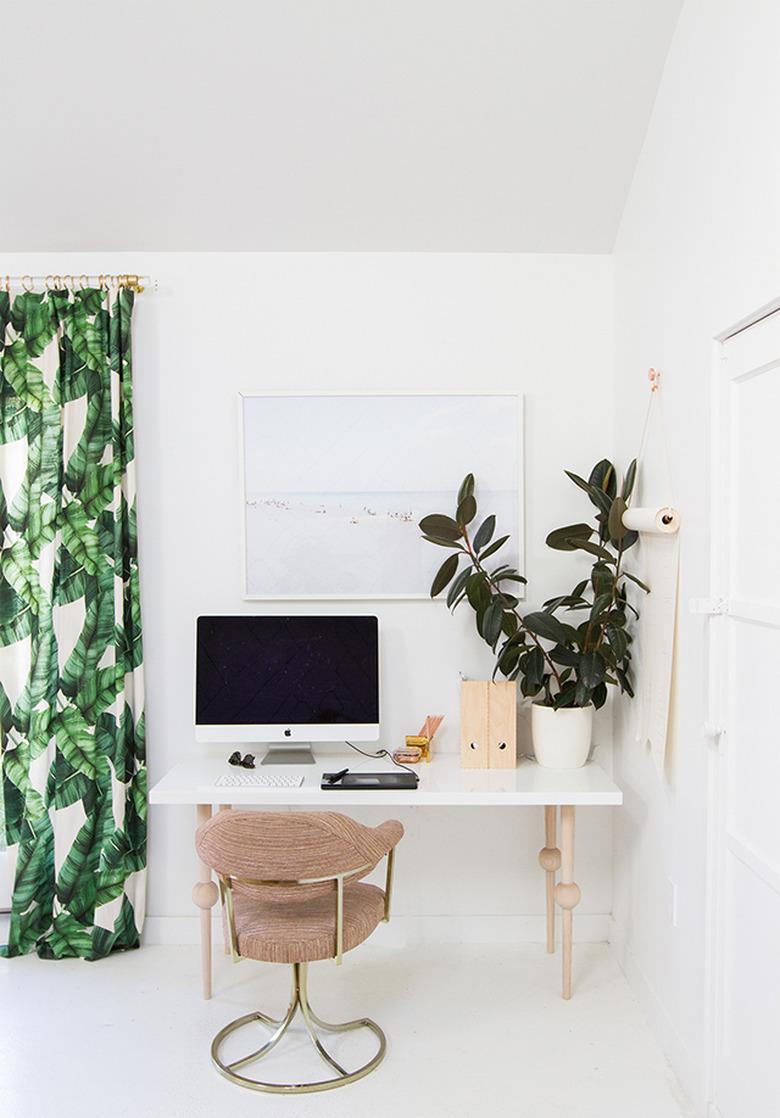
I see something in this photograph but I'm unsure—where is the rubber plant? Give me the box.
[419,460,648,709]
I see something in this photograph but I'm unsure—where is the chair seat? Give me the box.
[232,882,386,963]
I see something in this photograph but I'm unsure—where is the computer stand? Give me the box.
[261,744,316,765]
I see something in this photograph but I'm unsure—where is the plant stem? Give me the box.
[593,539,626,652]
[461,527,564,690]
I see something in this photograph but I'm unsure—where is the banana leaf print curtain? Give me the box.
[0,286,145,959]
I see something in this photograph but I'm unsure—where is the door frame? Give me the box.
[703,297,780,1117]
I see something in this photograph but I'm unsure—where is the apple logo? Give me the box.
[284,728,292,737]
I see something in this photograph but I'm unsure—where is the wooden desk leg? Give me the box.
[539,805,561,953]
[218,804,232,954]
[555,805,581,1000]
[193,803,219,1000]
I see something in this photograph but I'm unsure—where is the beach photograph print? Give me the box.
[242,393,522,598]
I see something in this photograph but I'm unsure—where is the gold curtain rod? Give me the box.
[1,274,155,294]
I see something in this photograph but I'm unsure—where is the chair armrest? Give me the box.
[373,819,404,856]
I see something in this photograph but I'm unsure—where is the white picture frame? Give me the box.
[239,391,524,600]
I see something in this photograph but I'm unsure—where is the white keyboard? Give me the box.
[214,773,304,789]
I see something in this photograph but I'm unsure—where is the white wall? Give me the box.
[611,0,780,1109]
[3,251,615,942]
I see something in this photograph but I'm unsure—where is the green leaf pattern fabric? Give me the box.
[0,288,145,959]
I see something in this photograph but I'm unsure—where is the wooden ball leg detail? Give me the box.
[539,805,561,953]
[554,805,580,1000]
[193,881,220,908]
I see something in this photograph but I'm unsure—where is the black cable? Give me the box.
[344,740,419,778]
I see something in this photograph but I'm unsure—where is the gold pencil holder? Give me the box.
[405,735,430,763]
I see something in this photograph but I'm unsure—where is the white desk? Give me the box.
[149,752,622,1001]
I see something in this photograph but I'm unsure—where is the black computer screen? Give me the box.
[195,616,379,726]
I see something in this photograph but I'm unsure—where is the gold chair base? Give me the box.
[211,961,387,1093]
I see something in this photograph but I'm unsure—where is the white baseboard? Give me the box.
[608,919,702,1115]
[142,912,610,947]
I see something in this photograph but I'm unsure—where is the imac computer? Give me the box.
[195,615,380,764]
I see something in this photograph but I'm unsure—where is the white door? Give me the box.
[709,310,780,1118]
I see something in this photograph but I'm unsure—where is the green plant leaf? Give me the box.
[546,523,594,551]
[564,470,593,497]
[502,612,519,637]
[523,611,568,644]
[419,514,461,540]
[494,641,520,679]
[616,667,635,697]
[622,570,651,593]
[473,515,496,551]
[482,601,504,647]
[430,553,460,598]
[466,572,490,613]
[457,473,475,504]
[606,626,628,660]
[550,644,580,667]
[590,562,614,598]
[569,539,616,563]
[592,682,608,709]
[553,681,578,709]
[589,593,612,623]
[478,534,509,561]
[589,459,616,499]
[574,680,592,706]
[589,487,613,517]
[621,459,637,501]
[608,496,628,541]
[446,567,471,608]
[579,650,606,689]
[421,534,462,549]
[456,494,477,527]
[522,646,546,689]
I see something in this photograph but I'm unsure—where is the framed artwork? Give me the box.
[240,392,523,599]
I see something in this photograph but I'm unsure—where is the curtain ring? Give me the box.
[62,274,74,291]
[45,275,54,291]
[21,275,34,292]
[78,274,89,290]
[3,276,9,293]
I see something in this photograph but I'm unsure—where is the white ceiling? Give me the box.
[1,0,682,253]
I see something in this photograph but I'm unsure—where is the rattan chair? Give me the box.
[195,810,404,1094]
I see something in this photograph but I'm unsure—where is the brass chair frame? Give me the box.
[211,847,396,1093]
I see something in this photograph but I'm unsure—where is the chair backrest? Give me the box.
[196,811,400,900]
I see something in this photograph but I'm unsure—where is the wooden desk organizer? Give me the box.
[460,680,517,769]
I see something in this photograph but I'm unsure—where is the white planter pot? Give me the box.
[531,704,593,770]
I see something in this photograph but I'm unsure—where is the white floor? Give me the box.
[0,940,692,1118]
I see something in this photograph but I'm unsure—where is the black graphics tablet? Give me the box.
[321,771,418,790]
